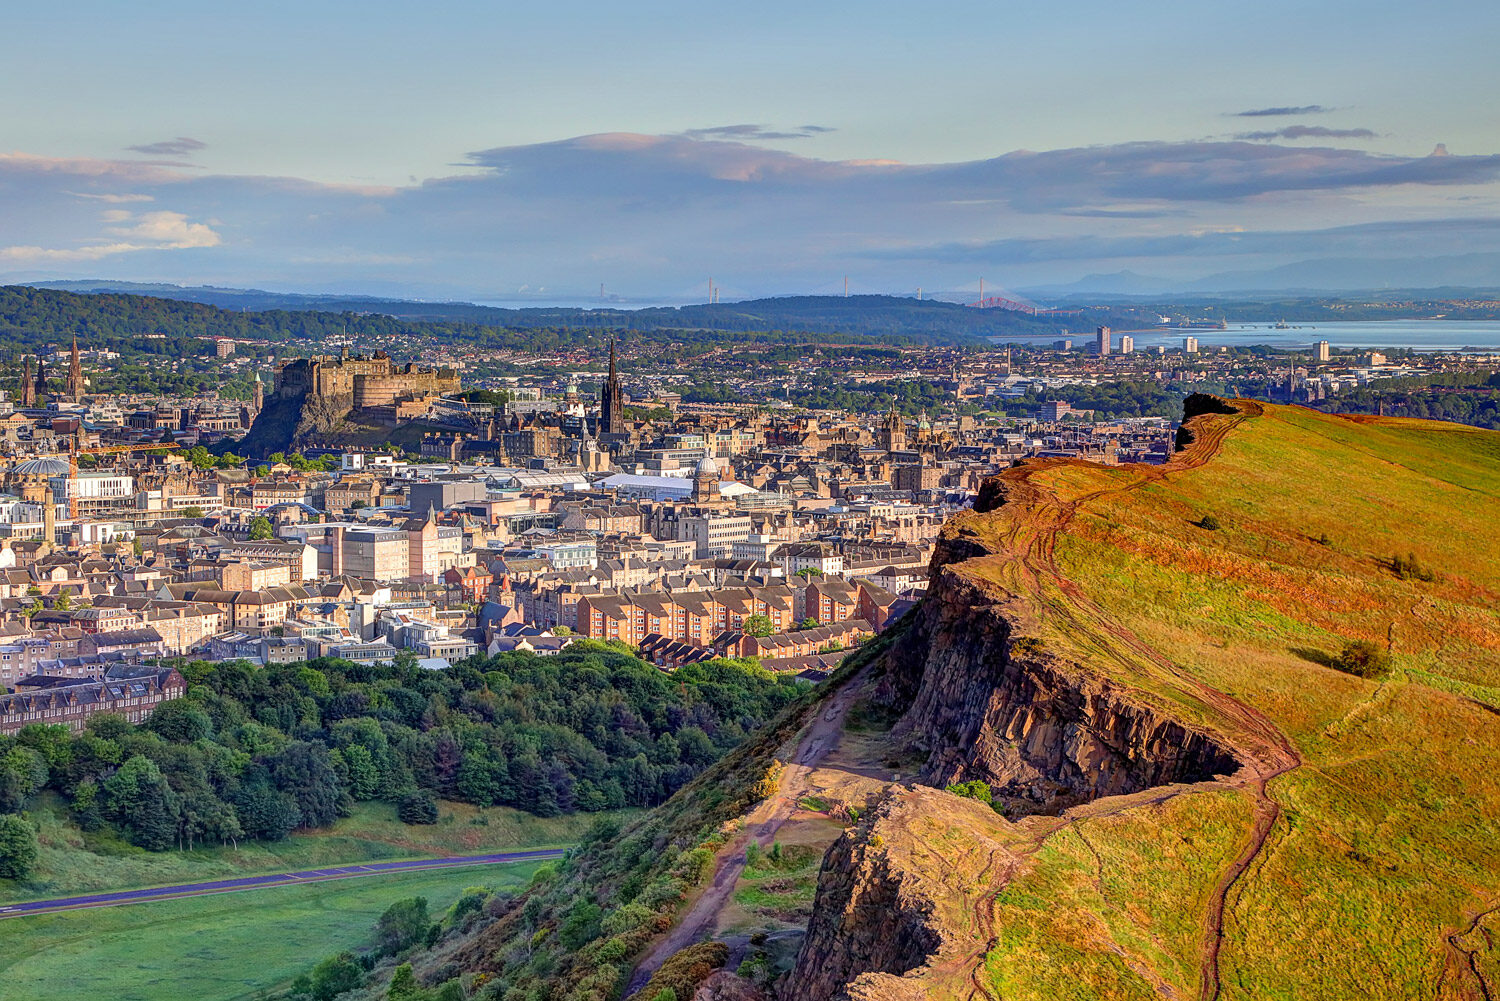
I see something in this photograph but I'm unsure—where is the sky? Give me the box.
[3,0,1499,301]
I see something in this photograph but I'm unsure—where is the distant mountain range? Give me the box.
[1024,255,1500,299]
[24,283,1090,340]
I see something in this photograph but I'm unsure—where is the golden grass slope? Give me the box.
[963,402,1500,1000]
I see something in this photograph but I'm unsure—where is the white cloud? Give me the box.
[104,210,221,249]
[65,191,156,203]
[0,209,220,264]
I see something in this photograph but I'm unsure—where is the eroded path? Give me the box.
[958,401,1301,1001]
[623,669,870,996]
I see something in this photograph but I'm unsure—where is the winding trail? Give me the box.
[957,400,1302,1001]
[622,670,869,997]
[0,850,565,919]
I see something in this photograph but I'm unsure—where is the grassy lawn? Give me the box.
[0,861,542,1001]
[1,796,634,903]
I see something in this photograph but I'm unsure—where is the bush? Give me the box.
[1197,514,1222,530]
[0,814,38,879]
[639,942,729,1001]
[398,790,439,824]
[375,896,432,956]
[945,779,994,804]
[1334,640,1390,679]
[1392,552,1435,582]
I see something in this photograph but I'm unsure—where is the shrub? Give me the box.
[1392,552,1435,582]
[375,896,433,956]
[1197,514,1222,530]
[0,814,38,879]
[398,790,439,824]
[1334,640,1390,679]
[946,779,994,804]
[639,942,729,1001]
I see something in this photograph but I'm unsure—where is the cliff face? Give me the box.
[783,787,1018,1001]
[239,389,355,457]
[782,458,1248,999]
[885,558,1241,809]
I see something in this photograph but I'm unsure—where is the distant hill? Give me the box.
[28,282,1108,342]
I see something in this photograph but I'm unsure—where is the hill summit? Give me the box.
[377,397,1500,1001]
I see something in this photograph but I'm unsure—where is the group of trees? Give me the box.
[0,644,804,877]
[1311,379,1500,430]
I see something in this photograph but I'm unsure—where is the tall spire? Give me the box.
[66,334,84,403]
[19,356,33,407]
[601,337,624,435]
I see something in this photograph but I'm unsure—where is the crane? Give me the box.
[30,442,180,521]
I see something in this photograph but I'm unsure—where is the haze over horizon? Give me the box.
[4,0,1499,302]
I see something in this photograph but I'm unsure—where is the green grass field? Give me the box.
[0,862,542,1001]
[1,796,633,903]
[954,404,1500,999]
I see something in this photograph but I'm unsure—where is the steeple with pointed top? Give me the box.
[66,334,84,403]
[19,356,34,407]
[601,337,625,434]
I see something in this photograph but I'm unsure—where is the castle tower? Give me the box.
[601,339,625,434]
[66,335,84,403]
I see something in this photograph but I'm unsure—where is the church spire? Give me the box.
[601,338,625,435]
[67,334,84,403]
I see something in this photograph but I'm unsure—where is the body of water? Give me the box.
[997,320,1500,351]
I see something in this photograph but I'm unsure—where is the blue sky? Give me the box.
[3,0,1499,300]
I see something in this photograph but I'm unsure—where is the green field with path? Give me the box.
[1,794,630,903]
[0,862,542,1001]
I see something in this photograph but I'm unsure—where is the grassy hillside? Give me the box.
[1,795,630,903]
[957,402,1500,999]
[0,862,542,1001]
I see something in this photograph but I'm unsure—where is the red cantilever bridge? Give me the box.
[967,286,1041,314]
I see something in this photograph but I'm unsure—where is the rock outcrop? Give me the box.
[884,567,1240,809]
[783,787,1017,1001]
[783,438,1249,999]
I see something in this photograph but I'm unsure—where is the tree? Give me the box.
[0,815,38,879]
[742,614,773,638]
[102,755,177,850]
[53,591,74,611]
[387,964,420,1001]
[180,506,204,518]
[1334,640,1390,679]
[398,790,439,825]
[249,516,274,540]
[0,747,48,813]
[945,779,994,804]
[145,698,214,742]
[375,896,432,956]
[309,951,363,1001]
[795,567,823,580]
[268,742,344,829]
[796,617,821,631]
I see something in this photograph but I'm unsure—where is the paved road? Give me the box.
[0,849,565,919]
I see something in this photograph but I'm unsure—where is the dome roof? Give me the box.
[12,457,71,477]
[695,455,719,476]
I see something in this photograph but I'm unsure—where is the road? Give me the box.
[0,849,565,919]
